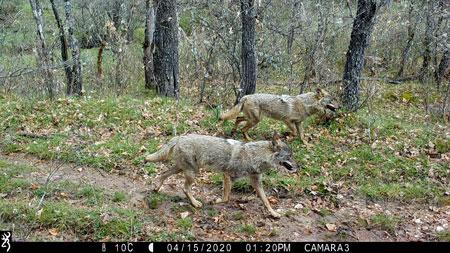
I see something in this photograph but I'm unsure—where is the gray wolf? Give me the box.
[144,133,298,218]
[220,88,338,143]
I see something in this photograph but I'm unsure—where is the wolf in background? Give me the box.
[220,88,338,144]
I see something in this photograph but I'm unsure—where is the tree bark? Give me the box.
[50,0,72,88]
[301,0,327,93]
[341,0,378,111]
[435,49,449,87]
[29,0,54,99]
[153,0,179,98]
[64,0,83,96]
[143,0,155,89]
[419,0,435,83]
[396,1,418,78]
[97,41,106,80]
[238,0,257,102]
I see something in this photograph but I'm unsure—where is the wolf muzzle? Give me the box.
[282,161,297,173]
[326,104,338,112]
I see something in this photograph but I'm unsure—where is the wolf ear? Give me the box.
[271,131,282,148]
[315,88,324,99]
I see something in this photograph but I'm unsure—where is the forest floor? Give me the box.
[0,82,449,241]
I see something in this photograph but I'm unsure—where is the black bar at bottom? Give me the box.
[6,241,450,253]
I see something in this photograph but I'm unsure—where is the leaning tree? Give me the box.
[341,0,388,111]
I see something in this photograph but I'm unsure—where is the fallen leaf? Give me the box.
[325,223,337,232]
[48,228,59,236]
[180,211,190,219]
[30,183,40,190]
[294,203,304,209]
[268,196,278,205]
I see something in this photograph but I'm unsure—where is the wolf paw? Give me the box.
[270,211,281,219]
[191,199,203,208]
[214,198,229,204]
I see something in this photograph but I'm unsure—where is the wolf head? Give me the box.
[270,133,299,173]
[314,88,339,112]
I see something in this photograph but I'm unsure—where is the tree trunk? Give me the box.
[152,0,179,98]
[435,49,449,87]
[238,0,257,102]
[341,0,378,111]
[50,0,72,89]
[286,0,299,55]
[64,0,83,96]
[29,0,54,99]
[419,0,435,83]
[396,1,418,78]
[97,41,106,80]
[301,0,327,93]
[143,0,155,89]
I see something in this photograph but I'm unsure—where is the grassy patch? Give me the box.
[112,191,126,202]
[176,217,193,230]
[237,223,256,235]
[370,214,399,234]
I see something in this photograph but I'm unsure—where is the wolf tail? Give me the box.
[145,137,180,162]
[220,97,247,120]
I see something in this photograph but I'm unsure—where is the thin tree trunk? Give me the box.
[50,0,72,88]
[397,1,418,78]
[153,0,179,98]
[286,0,299,55]
[238,0,257,103]
[419,0,434,83]
[143,0,155,89]
[29,0,54,99]
[97,41,106,80]
[64,0,83,96]
[435,49,449,87]
[301,0,326,93]
[341,0,378,111]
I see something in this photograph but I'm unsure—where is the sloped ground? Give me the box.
[0,82,449,241]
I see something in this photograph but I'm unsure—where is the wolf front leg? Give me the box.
[296,121,311,147]
[249,174,281,218]
[215,173,232,204]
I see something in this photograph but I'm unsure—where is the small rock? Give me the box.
[180,211,190,219]
[336,194,344,200]
[77,167,83,172]
[294,203,304,209]
[436,226,445,233]
[414,219,422,224]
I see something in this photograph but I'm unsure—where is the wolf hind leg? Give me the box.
[231,117,246,135]
[249,174,281,218]
[183,171,203,208]
[215,173,232,204]
[285,121,298,137]
[153,166,182,192]
[241,110,260,140]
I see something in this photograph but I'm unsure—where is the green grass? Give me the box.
[113,191,126,202]
[237,224,256,235]
[176,217,193,230]
[437,230,450,242]
[370,214,399,234]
